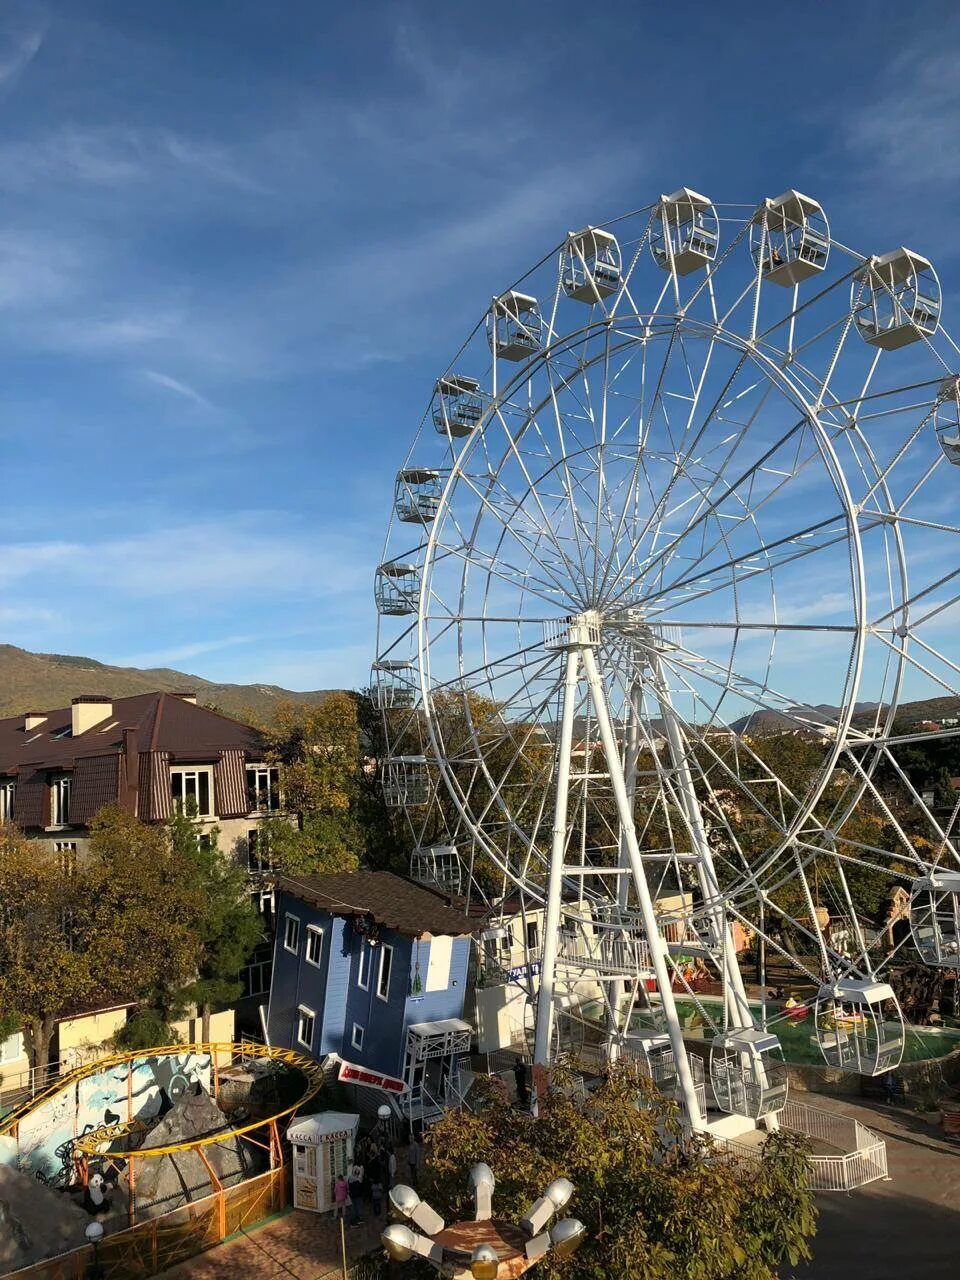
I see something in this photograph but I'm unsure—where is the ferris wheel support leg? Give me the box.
[608,684,642,1044]
[533,646,580,1075]
[581,645,706,1132]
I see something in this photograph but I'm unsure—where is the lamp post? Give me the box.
[382,1165,585,1278]
[84,1220,106,1280]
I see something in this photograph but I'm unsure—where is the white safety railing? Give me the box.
[716,1098,888,1192]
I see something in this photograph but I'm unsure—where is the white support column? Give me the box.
[581,644,706,1131]
[608,682,641,1041]
[649,653,754,1034]
[533,645,581,1069]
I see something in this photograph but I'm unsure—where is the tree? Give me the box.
[168,807,263,1040]
[423,1065,816,1280]
[0,824,91,1071]
[259,694,366,874]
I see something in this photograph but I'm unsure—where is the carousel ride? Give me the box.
[372,189,960,1133]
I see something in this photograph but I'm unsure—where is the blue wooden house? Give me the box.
[266,871,476,1125]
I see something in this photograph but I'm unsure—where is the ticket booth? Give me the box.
[288,1111,360,1214]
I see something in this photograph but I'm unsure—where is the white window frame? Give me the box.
[0,1030,25,1064]
[170,766,214,818]
[283,913,301,954]
[305,924,323,968]
[0,780,14,823]
[50,775,71,827]
[526,920,539,951]
[296,1005,315,1050]
[54,841,78,877]
[246,764,281,814]
[358,941,371,990]
[351,1022,364,1051]
[376,943,394,1001]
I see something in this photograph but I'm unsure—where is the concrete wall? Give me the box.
[56,1007,129,1069]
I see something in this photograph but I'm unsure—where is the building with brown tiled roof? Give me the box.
[0,692,280,879]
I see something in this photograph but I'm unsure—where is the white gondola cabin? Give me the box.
[815,978,904,1075]
[710,1028,788,1119]
[411,844,463,895]
[370,660,417,710]
[395,468,441,524]
[751,190,829,287]
[490,291,542,361]
[934,376,960,466]
[433,374,483,438]
[382,755,430,808]
[375,561,420,616]
[910,871,960,966]
[651,189,718,276]
[621,1031,678,1096]
[562,227,622,302]
[853,248,941,350]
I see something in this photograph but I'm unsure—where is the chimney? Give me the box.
[23,711,47,731]
[171,691,198,705]
[72,695,113,737]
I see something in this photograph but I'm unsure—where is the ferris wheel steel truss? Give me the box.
[373,189,960,1131]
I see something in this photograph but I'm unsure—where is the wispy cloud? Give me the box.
[0,19,44,93]
[142,368,217,411]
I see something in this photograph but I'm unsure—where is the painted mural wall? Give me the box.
[3,1052,212,1185]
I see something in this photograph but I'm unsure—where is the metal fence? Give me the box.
[716,1099,888,1192]
[6,1165,289,1280]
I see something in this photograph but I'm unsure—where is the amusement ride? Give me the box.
[372,189,960,1133]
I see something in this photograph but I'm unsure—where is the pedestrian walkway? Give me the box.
[784,1094,960,1279]
[159,1207,383,1279]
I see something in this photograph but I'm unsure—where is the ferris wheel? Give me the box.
[372,188,960,1132]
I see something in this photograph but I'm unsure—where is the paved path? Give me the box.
[785,1095,960,1279]
[159,1208,384,1279]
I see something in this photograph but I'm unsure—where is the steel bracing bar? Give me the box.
[579,642,706,1130]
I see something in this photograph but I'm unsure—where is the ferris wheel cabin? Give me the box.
[752,190,829,286]
[381,755,430,807]
[395,468,441,524]
[370,659,417,710]
[910,871,960,966]
[375,561,420,615]
[935,376,960,465]
[620,1031,679,1096]
[561,227,622,302]
[410,845,463,895]
[490,291,542,361]
[815,979,905,1075]
[651,188,718,275]
[710,1028,788,1120]
[433,374,483,438]
[853,248,941,350]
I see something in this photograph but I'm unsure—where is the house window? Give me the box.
[251,887,275,921]
[358,941,372,990]
[306,925,323,968]
[0,780,14,822]
[246,765,281,813]
[283,913,301,953]
[54,841,78,877]
[170,767,212,818]
[241,946,272,998]
[377,944,393,1001]
[0,1031,24,1064]
[297,1005,315,1049]
[247,828,274,874]
[499,927,513,956]
[526,920,539,951]
[50,776,71,826]
[351,1023,364,1051]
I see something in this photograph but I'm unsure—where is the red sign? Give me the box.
[337,1060,407,1095]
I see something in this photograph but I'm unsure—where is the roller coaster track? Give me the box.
[0,1042,325,1160]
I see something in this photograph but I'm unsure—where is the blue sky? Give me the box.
[4,0,960,692]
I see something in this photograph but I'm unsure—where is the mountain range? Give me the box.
[0,644,334,723]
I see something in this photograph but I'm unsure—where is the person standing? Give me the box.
[333,1174,349,1221]
[387,1145,397,1191]
[347,1160,364,1225]
[513,1057,530,1108]
[407,1133,422,1187]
